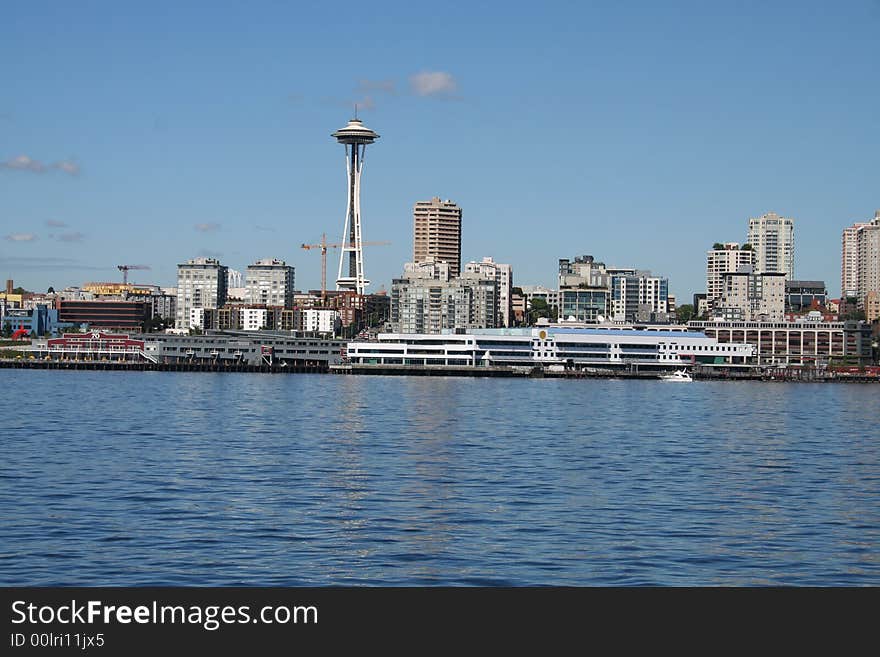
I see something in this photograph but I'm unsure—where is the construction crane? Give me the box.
[300,234,390,300]
[117,264,150,285]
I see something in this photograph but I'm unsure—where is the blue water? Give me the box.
[0,370,877,585]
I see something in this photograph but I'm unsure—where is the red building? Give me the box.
[42,331,147,360]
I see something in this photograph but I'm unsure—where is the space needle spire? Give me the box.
[331,116,380,295]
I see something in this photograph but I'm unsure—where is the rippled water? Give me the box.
[0,370,877,585]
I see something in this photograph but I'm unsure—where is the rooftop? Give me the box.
[331,118,379,144]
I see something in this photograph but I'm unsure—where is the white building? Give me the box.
[189,307,207,330]
[610,272,669,322]
[855,213,880,321]
[464,256,513,327]
[241,308,269,331]
[245,258,295,308]
[227,287,247,301]
[391,258,498,333]
[176,257,228,329]
[303,308,339,334]
[747,212,794,277]
[347,326,753,368]
[717,268,786,321]
[707,243,755,304]
[841,222,869,298]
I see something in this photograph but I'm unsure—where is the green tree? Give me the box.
[47,286,55,293]
[741,243,753,251]
[2,322,11,338]
[528,299,557,324]
[712,242,724,250]
[676,304,695,323]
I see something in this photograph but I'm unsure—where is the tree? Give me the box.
[741,243,753,251]
[712,242,725,250]
[2,322,11,338]
[47,286,55,294]
[528,298,557,324]
[676,304,695,323]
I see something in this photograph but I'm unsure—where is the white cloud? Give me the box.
[5,233,38,242]
[194,222,221,233]
[410,71,458,97]
[46,219,68,228]
[1,155,46,173]
[57,231,85,243]
[54,160,80,176]
[0,155,80,176]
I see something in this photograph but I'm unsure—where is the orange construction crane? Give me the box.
[117,264,150,285]
[300,234,390,300]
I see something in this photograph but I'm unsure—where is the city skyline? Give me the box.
[2,2,879,298]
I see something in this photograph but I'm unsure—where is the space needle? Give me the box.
[332,116,380,295]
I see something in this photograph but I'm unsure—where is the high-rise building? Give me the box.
[841,222,869,299]
[175,257,228,329]
[464,257,513,327]
[747,212,795,277]
[245,258,295,308]
[413,197,463,277]
[706,243,755,304]
[855,212,880,317]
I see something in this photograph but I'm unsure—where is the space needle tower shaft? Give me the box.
[331,117,380,295]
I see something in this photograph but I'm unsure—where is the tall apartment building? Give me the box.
[245,258,295,308]
[855,212,880,320]
[747,212,795,277]
[391,259,497,334]
[706,243,755,304]
[841,222,869,298]
[175,257,228,329]
[717,268,786,321]
[610,272,669,322]
[413,197,463,277]
[464,257,513,327]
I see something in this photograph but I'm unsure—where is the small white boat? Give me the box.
[660,369,693,382]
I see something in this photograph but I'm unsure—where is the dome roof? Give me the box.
[331,118,379,143]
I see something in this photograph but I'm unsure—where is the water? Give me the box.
[0,370,877,585]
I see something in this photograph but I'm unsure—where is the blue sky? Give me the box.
[2,0,878,299]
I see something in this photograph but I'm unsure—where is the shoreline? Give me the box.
[2,358,879,382]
